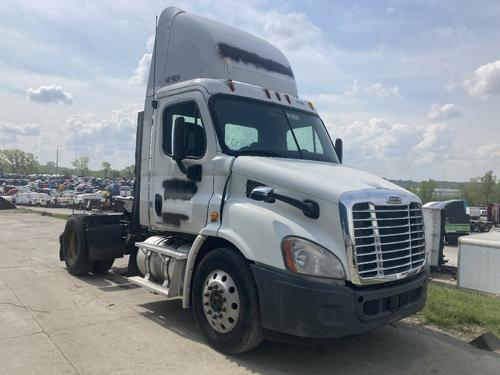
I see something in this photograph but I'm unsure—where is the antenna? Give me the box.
[152,15,158,108]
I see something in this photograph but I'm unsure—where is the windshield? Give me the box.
[210,96,339,163]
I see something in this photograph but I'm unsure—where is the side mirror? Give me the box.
[335,138,343,164]
[250,186,275,202]
[172,117,186,161]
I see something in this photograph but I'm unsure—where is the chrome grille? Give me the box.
[351,202,425,280]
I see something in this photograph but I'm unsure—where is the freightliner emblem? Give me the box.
[386,196,402,204]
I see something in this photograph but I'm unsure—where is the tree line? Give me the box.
[0,148,135,179]
[402,170,500,206]
[460,170,500,206]
[3,148,500,205]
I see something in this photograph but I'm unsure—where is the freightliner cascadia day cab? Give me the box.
[59,7,429,353]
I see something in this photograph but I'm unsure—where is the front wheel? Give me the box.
[192,248,263,354]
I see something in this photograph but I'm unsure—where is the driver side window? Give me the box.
[162,102,206,158]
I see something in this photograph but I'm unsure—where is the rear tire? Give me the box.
[192,248,263,354]
[62,215,91,275]
[92,259,114,274]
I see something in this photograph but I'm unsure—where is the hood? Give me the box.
[233,157,407,203]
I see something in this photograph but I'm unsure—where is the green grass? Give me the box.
[420,283,500,337]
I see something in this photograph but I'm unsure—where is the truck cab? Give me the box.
[59,7,428,354]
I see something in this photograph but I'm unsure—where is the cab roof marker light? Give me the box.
[285,94,291,104]
[308,101,314,110]
[228,79,235,92]
[275,92,281,101]
[264,89,271,99]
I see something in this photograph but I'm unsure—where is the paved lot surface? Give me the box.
[0,211,499,375]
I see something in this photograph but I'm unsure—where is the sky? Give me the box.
[1,0,499,181]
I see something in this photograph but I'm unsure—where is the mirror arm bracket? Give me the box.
[175,159,202,182]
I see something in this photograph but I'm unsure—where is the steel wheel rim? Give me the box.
[202,270,240,333]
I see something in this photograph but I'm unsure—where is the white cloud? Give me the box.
[464,59,500,96]
[414,123,452,153]
[0,134,17,144]
[344,79,360,97]
[333,118,454,174]
[0,122,40,136]
[146,34,155,51]
[26,84,73,105]
[129,53,151,85]
[427,103,462,120]
[65,103,141,168]
[445,77,458,91]
[365,83,400,98]
[475,143,500,159]
[262,12,323,52]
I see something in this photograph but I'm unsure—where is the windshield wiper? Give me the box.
[236,150,283,157]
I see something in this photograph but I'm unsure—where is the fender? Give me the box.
[182,234,207,308]
[181,232,254,308]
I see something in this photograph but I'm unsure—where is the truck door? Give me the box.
[149,91,215,234]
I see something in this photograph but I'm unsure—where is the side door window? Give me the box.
[163,102,206,158]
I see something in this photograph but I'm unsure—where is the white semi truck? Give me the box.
[59,7,428,354]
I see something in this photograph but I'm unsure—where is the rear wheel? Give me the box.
[62,216,91,275]
[481,223,492,232]
[92,259,114,274]
[192,248,263,354]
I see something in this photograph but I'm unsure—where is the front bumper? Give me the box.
[251,264,428,339]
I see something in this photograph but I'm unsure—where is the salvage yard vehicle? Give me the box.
[59,7,429,354]
[424,200,471,245]
[468,206,492,233]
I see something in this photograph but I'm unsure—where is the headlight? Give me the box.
[281,236,345,279]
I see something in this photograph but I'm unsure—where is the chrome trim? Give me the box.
[339,188,426,285]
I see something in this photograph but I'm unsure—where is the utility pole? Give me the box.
[56,145,60,172]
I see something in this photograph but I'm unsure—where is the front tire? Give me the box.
[192,248,263,354]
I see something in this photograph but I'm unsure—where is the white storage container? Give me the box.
[458,233,500,294]
[423,203,442,267]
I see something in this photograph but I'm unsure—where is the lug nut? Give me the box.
[217,313,222,318]
[207,310,212,314]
